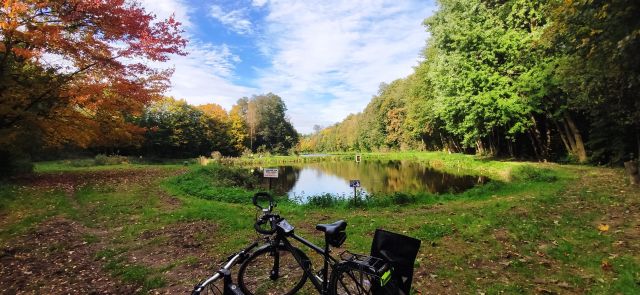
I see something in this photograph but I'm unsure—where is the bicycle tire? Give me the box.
[330,264,399,295]
[237,245,308,295]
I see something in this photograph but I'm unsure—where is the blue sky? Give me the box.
[138,0,436,134]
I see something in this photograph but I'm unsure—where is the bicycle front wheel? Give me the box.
[237,245,308,295]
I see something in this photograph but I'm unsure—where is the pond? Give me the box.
[251,160,487,202]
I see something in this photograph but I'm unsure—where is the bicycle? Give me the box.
[191,242,259,295]
[236,192,421,295]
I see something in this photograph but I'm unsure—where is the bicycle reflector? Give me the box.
[380,269,392,286]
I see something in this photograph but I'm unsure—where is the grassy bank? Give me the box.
[0,152,638,294]
[224,151,566,182]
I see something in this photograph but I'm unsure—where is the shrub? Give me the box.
[165,164,261,203]
[197,156,212,166]
[388,192,418,205]
[68,159,95,167]
[0,150,33,177]
[94,154,129,165]
[306,193,341,208]
[512,165,558,182]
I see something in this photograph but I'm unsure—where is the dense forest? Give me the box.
[300,0,640,165]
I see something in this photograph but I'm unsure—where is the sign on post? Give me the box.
[350,179,361,204]
[355,154,361,163]
[263,168,279,178]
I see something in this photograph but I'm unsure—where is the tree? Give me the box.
[229,93,299,154]
[546,0,640,163]
[0,0,186,171]
[229,103,249,154]
[252,93,298,154]
[139,98,236,158]
[197,103,236,155]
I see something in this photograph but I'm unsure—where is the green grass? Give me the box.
[97,248,166,292]
[163,165,263,203]
[34,158,187,173]
[0,151,638,294]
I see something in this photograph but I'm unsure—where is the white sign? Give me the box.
[349,180,361,188]
[355,154,361,163]
[263,168,279,178]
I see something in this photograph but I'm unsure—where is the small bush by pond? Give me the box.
[165,164,262,203]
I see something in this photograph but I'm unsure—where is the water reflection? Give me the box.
[253,160,487,202]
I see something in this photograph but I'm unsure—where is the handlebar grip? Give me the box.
[252,192,274,210]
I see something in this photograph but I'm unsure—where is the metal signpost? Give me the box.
[349,179,361,204]
[264,168,279,190]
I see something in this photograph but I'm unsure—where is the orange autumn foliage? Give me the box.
[0,0,187,150]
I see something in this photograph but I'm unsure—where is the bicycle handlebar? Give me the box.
[252,192,279,235]
[254,213,278,235]
[252,192,274,211]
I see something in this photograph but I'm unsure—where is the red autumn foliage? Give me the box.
[0,0,187,149]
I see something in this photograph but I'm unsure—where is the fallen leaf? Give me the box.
[601,259,613,271]
[597,224,609,232]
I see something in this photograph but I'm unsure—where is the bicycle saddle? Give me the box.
[315,220,347,235]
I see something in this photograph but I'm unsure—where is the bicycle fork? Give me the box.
[269,247,280,280]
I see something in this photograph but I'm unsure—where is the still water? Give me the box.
[253,160,487,202]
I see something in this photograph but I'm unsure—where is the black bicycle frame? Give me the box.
[270,227,339,295]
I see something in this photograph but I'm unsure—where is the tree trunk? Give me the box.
[637,133,640,162]
[624,160,640,186]
[476,139,485,156]
[554,120,572,155]
[563,113,587,163]
[544,121,552,162]
[530,115,548,161]
[528,129,541,160]
[560,117,577,152]
[507,140,514,158]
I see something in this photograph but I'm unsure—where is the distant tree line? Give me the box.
[299,0,639,164]
[135,93,299,158]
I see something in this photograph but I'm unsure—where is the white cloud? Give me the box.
[135,0,436,134]
[251,0,268,7]
[209,5,253,35]
[137,0,193,28]
[163,42,254,107]
[254,0,435,133]
[137,0,255,109]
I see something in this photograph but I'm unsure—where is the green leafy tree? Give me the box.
[229,93,299,154]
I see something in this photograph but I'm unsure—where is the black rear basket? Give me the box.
[370,229,421,295]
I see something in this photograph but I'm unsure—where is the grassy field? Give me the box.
[0,152,638,294]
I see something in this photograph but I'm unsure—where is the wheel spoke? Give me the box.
[333,267,375,295]
[238,247,307,295]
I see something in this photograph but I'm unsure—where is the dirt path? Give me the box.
[0,217,136,294]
